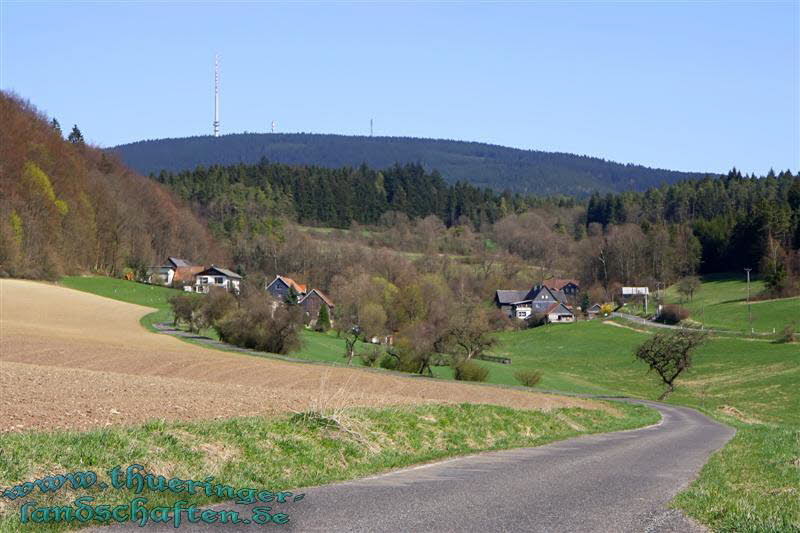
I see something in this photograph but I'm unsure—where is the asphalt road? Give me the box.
[97,400,734,533]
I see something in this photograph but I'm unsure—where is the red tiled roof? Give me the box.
[278,276,307,294]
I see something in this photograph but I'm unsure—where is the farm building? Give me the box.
[146,257,203,287]
[299,289,335,326]
[194,266,242,294]
[265,275,308,302]
[494,285,575,323]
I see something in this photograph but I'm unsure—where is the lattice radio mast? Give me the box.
[213,54,220,137]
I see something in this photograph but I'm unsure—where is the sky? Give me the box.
[1,1,798,175]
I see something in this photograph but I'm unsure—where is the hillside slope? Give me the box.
[0,92,225,279]
[112,133,712,196]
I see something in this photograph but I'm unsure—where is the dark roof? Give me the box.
[197,265,242,279]
[495,290,529,305]
[299,289,335,308]
[168,257,194,268]
[267,275,307,294]
[542,278,580,290]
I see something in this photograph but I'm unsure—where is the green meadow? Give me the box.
[58,275,800,530]
[664,273,799,334]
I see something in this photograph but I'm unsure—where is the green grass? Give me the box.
[472,321,799,531]
[57,276,800,530]
[0,402,657,531]
[664,273,800,334]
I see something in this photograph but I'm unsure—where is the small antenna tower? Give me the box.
[271,120,277,133]
[213,54,220,137]
[370,118,373,137]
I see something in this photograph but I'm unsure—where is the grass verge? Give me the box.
[0,402,657,531]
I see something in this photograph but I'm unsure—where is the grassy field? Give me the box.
[58,275,799,530]
[0,403,656,531]
[664,273,800,334]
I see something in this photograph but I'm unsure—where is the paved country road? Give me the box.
[98,401,734,533]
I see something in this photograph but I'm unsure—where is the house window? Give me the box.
[215,277,224,284]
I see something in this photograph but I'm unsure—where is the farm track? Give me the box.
[0,279,602,433]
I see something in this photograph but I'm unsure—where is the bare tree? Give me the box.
[634,330,708,400]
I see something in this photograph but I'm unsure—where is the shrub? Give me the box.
[358,345,382,367]
[378,353,398,370]
[777,323,797,344]
[487,308,514,331]
[453,360,489,382]
[315,304,331,332]
[658,304,690,325]
[514,369,542,387]
[168,292,203,332]
[526,312,548,329]
[216,295,303,354]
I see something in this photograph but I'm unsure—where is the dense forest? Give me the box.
[0,92,225,279]
[153,160,575,231]
[113,133,711,196]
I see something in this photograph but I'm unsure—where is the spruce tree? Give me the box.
[315,304,331,332]
[51,118,62,136]
[68,125,84,145]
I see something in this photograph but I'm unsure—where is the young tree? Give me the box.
[67,124,85,145]
[634,330,708,400]
[677,276,701,302]
[315,303,331,332]
[343,325,361,365]
[285,286,299,305]
[580,293,590,316]
[447,305,496,361]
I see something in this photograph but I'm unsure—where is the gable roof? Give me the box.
[197,265,242,279]
[495,290,529,305]
[167,257,194,268]
[544,302,574,316]
[542,278,580,291]
[299,288,335,308]
[267,275,307,294]
[523,284,567,303]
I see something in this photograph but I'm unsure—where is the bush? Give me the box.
[378,353,398,370]
[168,292,203,332]
[777,323,797,344]
[526,312,548,329]
[358,345,382,367]
[216,295,303,354]
[487,308,514,331]
[658,304,690,325]
[514,369,542,387]
[453,360,489,382]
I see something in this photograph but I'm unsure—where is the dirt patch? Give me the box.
[717,405,762,424]
[0,280,604,433]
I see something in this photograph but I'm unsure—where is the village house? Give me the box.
[494,284,575,323]
[193,266,242,294]
[265,275,308,301]
[146,257,204,287]
[299,289,335,325]
[541,278,581,299]
[265,275,335,326]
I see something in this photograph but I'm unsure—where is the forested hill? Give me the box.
[112,133,711,196]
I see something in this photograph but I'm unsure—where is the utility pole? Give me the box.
[744,268,752,333]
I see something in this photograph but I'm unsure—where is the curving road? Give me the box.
[99,401,734,532]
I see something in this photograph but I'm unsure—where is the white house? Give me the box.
[193,266,242,294]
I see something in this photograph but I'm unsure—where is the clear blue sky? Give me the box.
[2,1,798,174]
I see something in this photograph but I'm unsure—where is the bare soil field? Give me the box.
[0,279,604,433]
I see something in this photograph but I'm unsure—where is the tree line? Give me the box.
[153,160,575,230]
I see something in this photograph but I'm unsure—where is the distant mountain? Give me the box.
[112,133,713,196]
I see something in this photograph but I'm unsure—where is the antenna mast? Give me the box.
[213,54,220,137]
[370,118,373,137]
[271,120,276,133]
